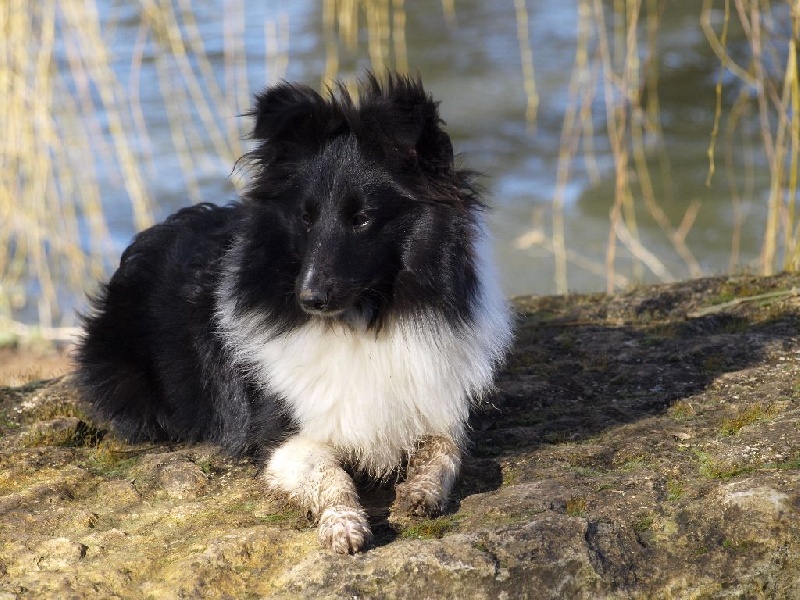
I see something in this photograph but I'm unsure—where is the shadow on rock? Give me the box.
[458,275,799,501]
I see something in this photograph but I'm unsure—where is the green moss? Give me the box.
[669,400,696,420]
[23,419,104,448]
[23,399,89,424]
[568,465,606,478]
[722,538,756,552]
[632,514,654,533]
[84,455,139,479]
[259,508,306,527]
[693,450,754,480]
[0,409,20,430]
[719,402,778,436]
[194,458,217,477]
[618,458,649,472]
[774,455,800,470]
[82,439,139,479]
[709,289,737,305]
[501,465,520,487]
[400,514,462,540]
[23,428,76,448]
[566,495,587,517]
[666,479,684,502]
[709,279,765,306]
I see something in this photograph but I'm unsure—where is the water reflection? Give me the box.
[11,0,785,327]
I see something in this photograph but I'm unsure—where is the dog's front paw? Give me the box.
[318,506,372,554]
[393,480,443,518]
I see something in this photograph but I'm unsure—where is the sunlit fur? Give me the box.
[75,73,514,553]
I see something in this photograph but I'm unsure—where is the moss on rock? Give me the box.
[1,273,800,598]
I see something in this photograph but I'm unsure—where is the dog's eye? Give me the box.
[301,211,314,229]
[351,211,370,231]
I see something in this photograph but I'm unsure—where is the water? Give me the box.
[44,0,778,325]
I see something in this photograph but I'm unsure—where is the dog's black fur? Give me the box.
[75,73,488,458]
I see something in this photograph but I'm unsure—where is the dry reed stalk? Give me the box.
[515,219,631,288]
[643,0,663,144]
[365,0,390,74]
[620,0,645,284]
[323,0,341,85]
[518,0,700,292]
[150,0,242,165]
[147,4,203,204]
[176,0,247,159]
[2,0,122,328]
[2,0,293,336]
[703,0,799,275]
[599,0,690,289]
[724,92,757,271]
[703,0,731,186]
[129,17,156,176]
[392,0,409,74]
[626,0,703,277]
[514,0,539,133]
[594,0,631,293]
[750,0,780,274]
[579,57,603,186]
[783,2,799,269]
[547,0,594,295]
[514,0,690,292]
[441,0,455,27]
[226,1,251,126]
[264,14,290,84]
[321,0,359,89]
[320,0,408,89]
[63,0,154,233]
[339,0,360,52]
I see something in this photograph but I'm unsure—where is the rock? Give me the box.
[1,273,799,598]
[134,452,210,499]
[34,538,88,570]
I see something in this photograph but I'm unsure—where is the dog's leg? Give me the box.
[264,436,371,553]
[393,435,461,518]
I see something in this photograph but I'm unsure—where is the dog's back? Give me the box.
[76,203,285,453]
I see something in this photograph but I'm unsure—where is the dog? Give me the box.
[75,73,513,553]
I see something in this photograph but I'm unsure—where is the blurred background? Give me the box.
[1,0,798,344]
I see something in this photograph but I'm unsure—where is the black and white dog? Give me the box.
[76,73,513,553]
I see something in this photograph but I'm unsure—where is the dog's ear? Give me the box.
[357,73,454,176]
[250,83,344,159]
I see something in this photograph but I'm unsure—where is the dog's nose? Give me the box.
[298,287,329,312]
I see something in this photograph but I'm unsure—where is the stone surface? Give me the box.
[1,273,799,598]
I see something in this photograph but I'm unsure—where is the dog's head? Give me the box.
[241,73,480,326]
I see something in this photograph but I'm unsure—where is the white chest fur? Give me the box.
[237,316,495,473]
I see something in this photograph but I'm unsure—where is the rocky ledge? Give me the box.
[1,273,799,599]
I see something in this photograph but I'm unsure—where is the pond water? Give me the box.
[39,0,780,326]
